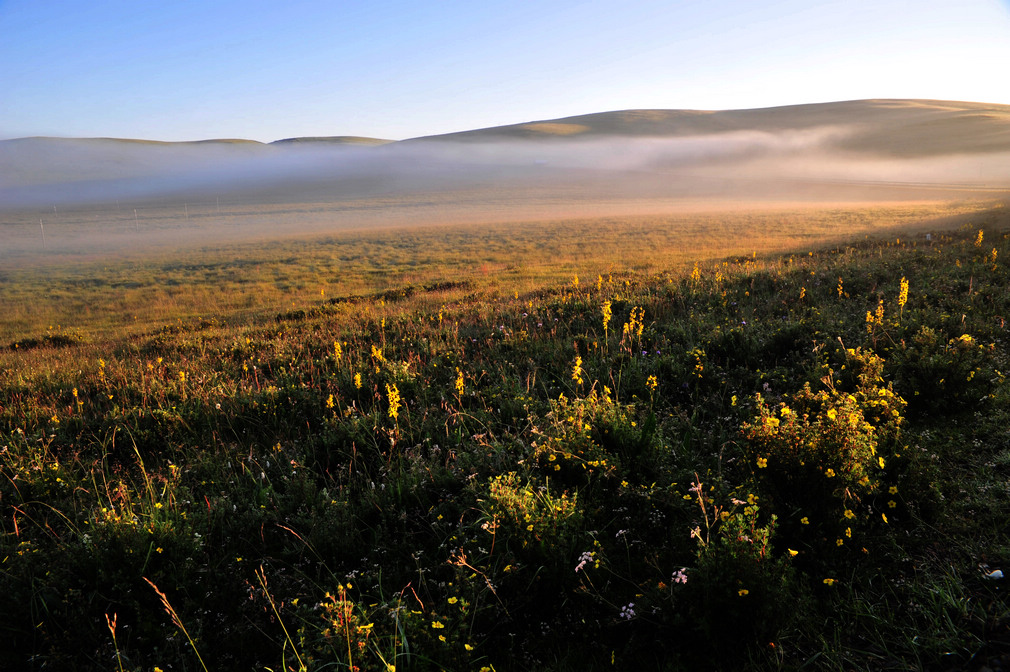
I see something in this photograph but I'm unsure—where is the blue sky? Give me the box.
[2,0,1009,142]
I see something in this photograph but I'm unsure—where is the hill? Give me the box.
[270,135,393,146]
[409,99,1010,157]
[2,99,1009,241]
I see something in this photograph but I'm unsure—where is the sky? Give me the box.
[2,0,1010,142]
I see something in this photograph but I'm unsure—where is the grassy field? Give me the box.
[3,199,1010,670]
[0,200,994,343]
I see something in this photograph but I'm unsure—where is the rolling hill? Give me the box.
[1,99,1009,224]
[409,99,1010,157]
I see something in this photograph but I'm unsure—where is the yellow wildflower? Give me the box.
[386,383,401,420]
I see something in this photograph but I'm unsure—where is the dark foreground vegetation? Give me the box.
[4,215,1010,670]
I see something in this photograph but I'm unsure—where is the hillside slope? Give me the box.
[410,99,1010,157]
[3,99,1010,210]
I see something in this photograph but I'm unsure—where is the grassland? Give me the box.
[3,199,1010,670]
[0,200,993,343]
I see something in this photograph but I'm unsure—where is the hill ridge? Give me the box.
[5,98,1010,146]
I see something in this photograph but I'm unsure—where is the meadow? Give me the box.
[3,198,1010,670]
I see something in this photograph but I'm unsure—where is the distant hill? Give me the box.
[3,99,1010,209]
[270,136,392,146]
[408,99,1010,157]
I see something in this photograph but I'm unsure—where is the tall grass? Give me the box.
[2,201,1010,670]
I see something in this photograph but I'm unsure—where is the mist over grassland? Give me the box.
[2,98,1010,261]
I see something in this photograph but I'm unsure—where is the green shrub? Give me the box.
[743,347,906,552]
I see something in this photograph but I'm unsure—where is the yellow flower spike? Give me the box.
[386,383,401,420]
[571,355,584,385]
[882,513,889,523]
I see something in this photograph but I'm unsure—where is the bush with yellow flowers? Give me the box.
[742,347,905,549]
[535,387,663,489]
[890,325,999,418]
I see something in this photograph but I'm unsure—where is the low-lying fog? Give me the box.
[2,123,1009,261]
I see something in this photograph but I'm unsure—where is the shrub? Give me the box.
[687,494,801,662]
[890,326,998,418]
[742,347,906,550]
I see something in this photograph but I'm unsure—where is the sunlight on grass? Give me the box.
[2,199,1010,670]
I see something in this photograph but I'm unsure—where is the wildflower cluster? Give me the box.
[620,306,645,351]
[744,347,906,544]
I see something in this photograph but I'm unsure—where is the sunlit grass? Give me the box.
[0,200,998,346]
[2,200,1010,670]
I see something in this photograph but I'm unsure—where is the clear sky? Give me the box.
[2,0,1010,142]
